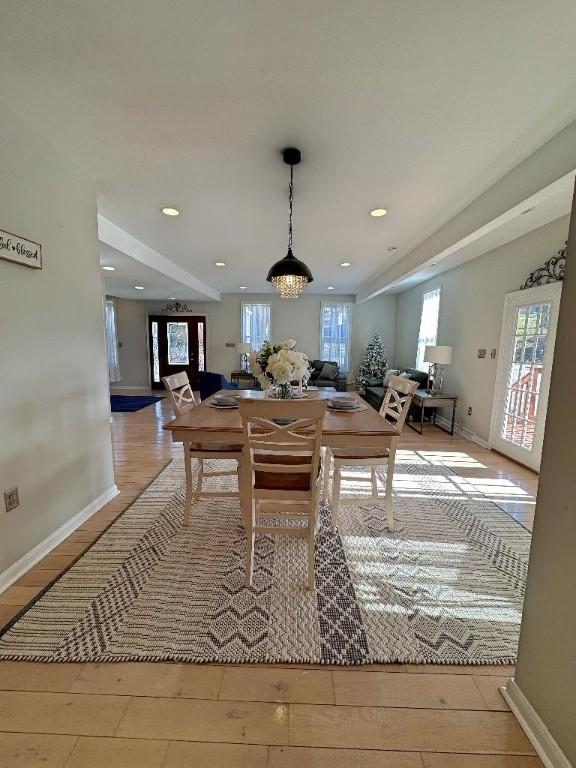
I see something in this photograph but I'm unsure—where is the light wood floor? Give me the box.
[0,395,541,767]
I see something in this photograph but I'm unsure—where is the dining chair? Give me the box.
[162,372,242,525]
[324,375,419,533]
[238,398,327,589]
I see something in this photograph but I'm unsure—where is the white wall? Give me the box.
[114,298,150,388]
[513,191,576,765]
[112,292,397,388]
[393,216,570,441]
[0,103,115,578]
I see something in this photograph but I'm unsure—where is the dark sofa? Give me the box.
[363,367,427,411]
[309,359,348,392]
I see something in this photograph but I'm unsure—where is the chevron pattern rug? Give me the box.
[0,455,531,664]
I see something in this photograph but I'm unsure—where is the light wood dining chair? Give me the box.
[162,372,242,525]
[239,398,327,589]
[324,375,419,533]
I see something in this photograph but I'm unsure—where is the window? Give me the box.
[320,302,352,370]
[197,320,206,371]
[241,303,271,350]
[415,287,441,371]
[104,299,121,382]
[151,321,160,383]
[167,322,189,365]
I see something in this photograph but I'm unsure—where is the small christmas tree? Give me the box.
[356,330,388,392]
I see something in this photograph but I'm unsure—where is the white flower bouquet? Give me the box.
[249,339,310,397]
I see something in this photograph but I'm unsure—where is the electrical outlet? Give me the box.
[4,487,19,512]
[477,349,486,359]
[467,406,472,416]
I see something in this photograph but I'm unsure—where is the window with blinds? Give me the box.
[241,302,271,350]
[320,302,352,370]
[415,288,441,371]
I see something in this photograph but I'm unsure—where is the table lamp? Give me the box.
[236,342,252,371]
[424,345,452,394]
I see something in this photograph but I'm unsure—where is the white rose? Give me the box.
[278,338,297,349]
[269,361,292,384]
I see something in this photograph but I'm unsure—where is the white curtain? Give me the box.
[242,303,271,350]
[321,302,352,370]
[104,299,121,382]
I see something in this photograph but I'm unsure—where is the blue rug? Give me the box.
[110,395,164,412]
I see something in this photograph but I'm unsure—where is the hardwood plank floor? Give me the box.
[0,394,540,767]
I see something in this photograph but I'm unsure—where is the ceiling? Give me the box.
[384,171,575,294]
[100,245,208,300]
[2,1,576,297]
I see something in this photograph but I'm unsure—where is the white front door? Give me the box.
[490,283,562,471]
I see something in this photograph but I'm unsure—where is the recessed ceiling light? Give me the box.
[101,265,115,271]
[327,286,335,290]
[369,208,388,217]
[134,285,145,290]
[215,261,226,267]
[161,207,180,216]
[340,262,352,268]
[168,297,176,300]
[239,286,247,290]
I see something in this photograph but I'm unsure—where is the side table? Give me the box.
[409,390,458,435]
[230,370,257,388]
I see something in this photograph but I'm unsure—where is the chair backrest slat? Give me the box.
[379,375,419,431]
[162,372,197,416]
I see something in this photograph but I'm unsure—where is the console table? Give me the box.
[409,390,457,435]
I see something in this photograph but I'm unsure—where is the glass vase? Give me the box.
[276,382,293,399]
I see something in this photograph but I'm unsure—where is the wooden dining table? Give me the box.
[163,388,400,526]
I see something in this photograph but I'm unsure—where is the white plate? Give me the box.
[328,402,361,411]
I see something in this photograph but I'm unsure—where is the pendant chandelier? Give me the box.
[266,147,314,298]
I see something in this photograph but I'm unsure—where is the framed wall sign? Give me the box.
[0,229,42,269]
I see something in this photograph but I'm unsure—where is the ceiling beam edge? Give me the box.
[357,120,576,302]
[97,216,221,302]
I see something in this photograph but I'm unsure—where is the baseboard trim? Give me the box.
[502,679,572,768]
[110,386,149,392]
[0,484,119,593]
[434,414,490,448]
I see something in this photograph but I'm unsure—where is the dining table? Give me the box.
[163,388,401,527]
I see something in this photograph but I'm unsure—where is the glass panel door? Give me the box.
[491,284,562,471]
[167,322,189,365]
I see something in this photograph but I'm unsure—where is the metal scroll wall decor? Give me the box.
[520,241,567,290]
[162,301,194,313]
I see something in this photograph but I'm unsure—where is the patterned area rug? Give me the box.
[0,455,531,664]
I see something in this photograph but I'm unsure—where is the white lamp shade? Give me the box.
[424,345,452,364]
[236,342,253,354]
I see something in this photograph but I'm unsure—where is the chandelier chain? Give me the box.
[288,164,293,249]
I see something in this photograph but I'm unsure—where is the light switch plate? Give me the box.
[491,348,497,359]
[478,349,486,359]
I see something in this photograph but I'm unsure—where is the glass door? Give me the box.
[148,315,206,390]
[490,283,562,470]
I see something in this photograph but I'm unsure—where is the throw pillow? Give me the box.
[383,369,400,386]
[320,362,339,380]
[399,371,412,379]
